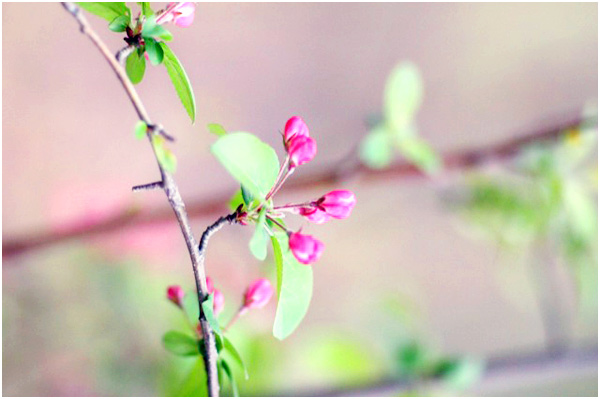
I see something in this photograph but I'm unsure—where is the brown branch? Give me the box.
[3,114,594,259]
[60,3,220,396]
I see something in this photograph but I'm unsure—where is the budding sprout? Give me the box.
[243,278,274,309]
[156,2,196,27]
[288,232,325,265]
[166,285,185,308]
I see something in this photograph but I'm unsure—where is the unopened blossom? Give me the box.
[298,207,330,224]
[156,2,196,27]
[243,278,274,309]
[166,285,185,307]
[289,232,324,265]
[288,135,317,168]
[213,289,225,315]
[284,116,310,147]
[318,190,356,219]
[206,276,215,293]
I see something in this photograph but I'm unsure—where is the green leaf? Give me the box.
[108,14,130,32]
[241,185,255,206]
[141,14,173,40]
[134,120,147,140]
[160,43,196,123]
[396,341,429,376]
[201,294,222,335]
[152,135,177,173]
[211,132,280,201]
[220,359,239,397]
[125,49,146,85]
[396,136,440,174]
[229,189,244,212]
[249,208,268,261]
[144,37,164,66]
[163,331,200,356]
[139,2,153,17]
[384,62,423,131]
[270,233,313,340]
[76,2,130,22]
[177,357,208,396]
[359,125,393,169]
[222,337,249,380]
[208,123,227,137]
[433,357,484,391]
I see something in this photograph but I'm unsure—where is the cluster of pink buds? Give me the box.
[155,2,196,28]
[165,277,275,333]
[246,116,356,265]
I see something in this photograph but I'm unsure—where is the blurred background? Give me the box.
[2,2,598,396]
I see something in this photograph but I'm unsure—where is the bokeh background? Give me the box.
[2,2,598,396]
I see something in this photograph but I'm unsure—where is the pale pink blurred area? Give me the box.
[47,178,133,233]
[2,2,597,396]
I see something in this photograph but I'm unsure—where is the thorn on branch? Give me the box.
[132,181,164,192]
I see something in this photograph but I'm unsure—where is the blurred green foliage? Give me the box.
[360,62,440,173]
[450,121,598,316]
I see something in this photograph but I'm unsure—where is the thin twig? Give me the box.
[2,115,594,258]
[61,3,220,395]
[115,45,135,65]
[132,181,163,192]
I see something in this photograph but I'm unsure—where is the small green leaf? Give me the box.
[271,233,313,340]
[125,49,146,85]
[76,2,130,22]
[241,185,254,206]
[220,359,239,397]
[108,14,130,32]
[144,37,164,66]
[201,294,222,334]
[396,341,429,376]
[152,135,177,173]
[384,62,423,131]
[208,123,227,137]
[211,132,280,201]
[160,43,196,123]
[433,357,484,391]
[249,208,268,260]
[163,331,200,356]
[396,136,440,174]
[139,2,153,17]
[359,125,393,169]
[229,189,244,212]
[222,337,249,380]
[134,120,147,140]
[141,14,172,40]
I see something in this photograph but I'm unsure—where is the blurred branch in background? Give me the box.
[293,345,598,397]
[3,114,595,259]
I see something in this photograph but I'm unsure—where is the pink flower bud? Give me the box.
[244,278,274,309]
[206,276,215,294]
[284,116,310,146]
[167,285,185,307]
[288,135,317,168]
[318,190,356,219]
[213,289,225,315]
[289,232,324,265]
[298,207,331,224]
[158,2,196,27]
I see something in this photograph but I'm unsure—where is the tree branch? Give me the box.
[3,115,594,258]
[60,3,220,396]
